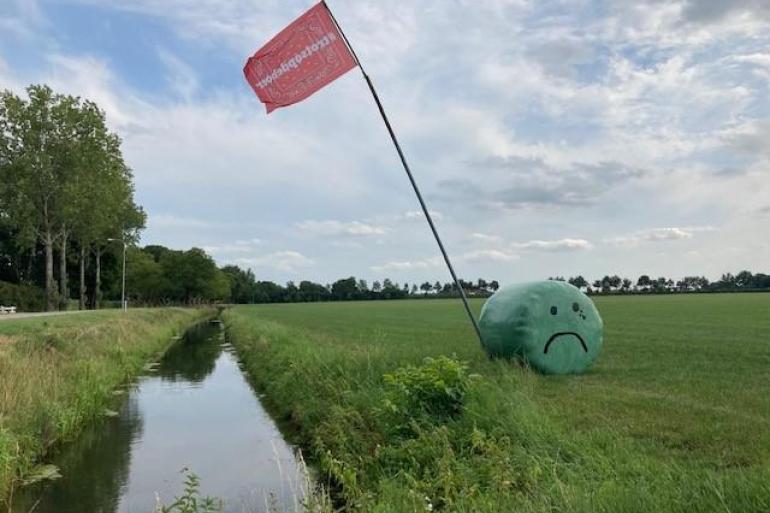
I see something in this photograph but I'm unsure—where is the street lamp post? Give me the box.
[107,238,127,311]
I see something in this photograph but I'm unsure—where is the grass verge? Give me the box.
[0,307,214,501]
[223,298,770,512]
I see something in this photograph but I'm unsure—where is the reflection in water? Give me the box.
[12,320,307,513]
[11,396,143,513]
[158,323,223,382]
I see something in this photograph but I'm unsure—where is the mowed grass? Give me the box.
[542,293,770,466]
[0,308,213,500]
[224,293,770,512]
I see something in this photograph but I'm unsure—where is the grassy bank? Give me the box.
[0,308,213,499]
[223,294,770,512]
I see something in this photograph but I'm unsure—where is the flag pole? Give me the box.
[322,1,485,348]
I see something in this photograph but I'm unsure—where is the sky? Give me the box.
[1,0,768,287]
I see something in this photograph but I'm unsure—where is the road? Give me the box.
[0,310,91,321]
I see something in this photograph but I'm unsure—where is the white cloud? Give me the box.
[512,238,593,252]
[471,232,503,244]
[0,56,22,92]
[235,251,314,272]
[44,54,139,130]
[296,220,386,237]
[202,238,261,255]
[606,226,717,248]
[0,0,46,41]
[403,210,444,221]
[157,47,199,101]
[150,214,219,229]
[723,120,770,160]
[644,227,695,241]
[370,257,441,273]
[460,249,519,263]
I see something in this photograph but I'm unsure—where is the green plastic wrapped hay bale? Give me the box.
[479,281,603,374]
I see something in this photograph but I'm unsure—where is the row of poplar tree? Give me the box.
[0,85,144,311]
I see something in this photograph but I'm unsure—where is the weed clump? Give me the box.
[383,356,474,422]
[156,470,222,513]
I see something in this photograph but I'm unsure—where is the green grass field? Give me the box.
[224,293,770,512]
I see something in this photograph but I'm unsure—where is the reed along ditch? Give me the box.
[10,320,309,513]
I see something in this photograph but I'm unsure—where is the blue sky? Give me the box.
[1,0,769,286]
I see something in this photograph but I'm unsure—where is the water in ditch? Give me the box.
[11,321,308,513]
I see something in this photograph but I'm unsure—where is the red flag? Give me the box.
[243,2,357,114]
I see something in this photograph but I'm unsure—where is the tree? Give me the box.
[372,280,382,293]
[284,281,298,302]
[752,273,770,289]
[568,276,588,290]
[144,245,171,263]
[488,280,499,292]
[206,269,231,301]
[719,273,736,289]
[381,278,404,299]
[0,86,146,311]
[298,280,329,302]
[251,281,285,303]
[158,248,229,303]
[420,281,432,295]
[50,94,84,310]
[637,275,652,291]
[651,276,669,293]
[222,265,257,303]
[735,270,753,288]
[0,86,68,310]
[331,277,358,301]
[92,164,144,309]
[621,278,632,292]
[0,87,143,310]
[125,247,168,303]
[677,276,707,292]
[433,281,442,293]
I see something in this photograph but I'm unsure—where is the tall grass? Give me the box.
[223,299,770,512]
[0,308,213,501]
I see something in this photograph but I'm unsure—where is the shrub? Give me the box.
[0,281,45,312]
[383,356,475,422]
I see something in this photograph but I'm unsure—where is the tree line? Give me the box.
[551,272,770,294]
[220,270,500,304]
[107,243,503,305]
[223,271,770,306]
[0,85,144,311]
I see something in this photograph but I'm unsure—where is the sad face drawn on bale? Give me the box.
[479,281,603,374]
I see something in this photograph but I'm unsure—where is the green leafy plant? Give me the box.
[383,356,475,421]
[155,471,222,513]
